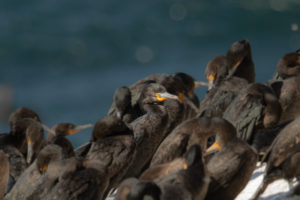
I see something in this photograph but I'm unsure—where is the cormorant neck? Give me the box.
[213,118,237,148]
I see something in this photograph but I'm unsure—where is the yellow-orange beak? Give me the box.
[178,93,188,103]
[207,74,215,82]
[183,163,188,169]
[207,74,215,90]
[206,142,221,153]
[68,128,81,135]
[155,92,179,102]
[40,166,48,173]
[155,93,168,102]
[68,124,93,135]
[235,60,242,67]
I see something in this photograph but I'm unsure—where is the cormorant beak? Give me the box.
[206,142,221,153]
[194,81,209,88]
[177,93,188,103]
[156,92,200,114]
[155,92,179,102]
[228,59,243,79]
[39,166,48,175]
[235,60,242,67]
[27,140,34,164]
[207,75,215,90]
[183,163,188,169]
[176,92,200,114]
[68,124,94,135]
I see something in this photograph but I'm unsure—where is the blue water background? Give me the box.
[1,0,300,147]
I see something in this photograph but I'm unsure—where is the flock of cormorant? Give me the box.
[1,39,300,200]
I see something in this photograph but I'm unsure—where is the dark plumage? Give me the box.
[223,83,282,144]
[273,49,300,80]
[118,145,209,200]
[113,87,198,197]
[24,119,45,164]
[21,145,109,200]
[0,150,9,200]
[108,86,140,124]
[140,158,186,181]
[150,117,237,167]
[92,115,131,141]
[251,116,300,200]
[47,123,93,157]
[252,120,291,159]
[226,39,255,83]
[204,118,257,200]
[154,144,209,200]
[271,75,300,124]
[199,56,249,118]
[4,144,65,200]
[269,50,300,123]
[76,114,132,158]
[204,55,229,90]
[125,72,201,108]
[0,108,41,156]
[8,107,41,129]
[83,115,135,198]
[125,83,194,178]
[113,86,132,119]
[200,39,255,118]
[41,160,109,200]
[0,145,26,194]
[168,72,200,107]
[0,118,44,194]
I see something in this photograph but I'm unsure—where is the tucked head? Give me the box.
[276,50,300,79]
[26,120,44,164]
[9,107,41,129]
[206,117,237,153]
[92,115,130,141]
[160,73,194,97]
[205,56,229,89]
[36,144,63,174]
[159,73,200,105]
[172,72,196,97]
[226,39,251,69]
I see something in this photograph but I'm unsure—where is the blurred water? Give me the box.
[0,0,300,147]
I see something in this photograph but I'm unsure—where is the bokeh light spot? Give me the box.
[135,46,154,63]
[169,3,187,21]
[291,23,299,31]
